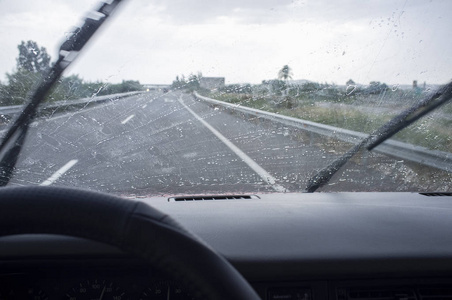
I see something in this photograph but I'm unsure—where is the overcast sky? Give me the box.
[0,0,451,85]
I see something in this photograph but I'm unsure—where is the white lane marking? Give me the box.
[178,97,287,193]
[40,159,78,186]
[142,104,147,109]
[121,114,135,124]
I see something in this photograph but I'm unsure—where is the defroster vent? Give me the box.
[168,195,260,202]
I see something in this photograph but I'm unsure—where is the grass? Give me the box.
[207,92,452,153]
[279,104,390,133]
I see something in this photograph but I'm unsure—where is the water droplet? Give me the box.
[64,31,74,40]
[346,85,356,95]
[391,84,399,91]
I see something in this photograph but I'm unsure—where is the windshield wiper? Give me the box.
[0,0,124,186]
[305,81,452,193]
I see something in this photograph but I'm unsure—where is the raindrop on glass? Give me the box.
[346,85,356,95]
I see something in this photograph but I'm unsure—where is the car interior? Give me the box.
[1,188,452,299]
[1,0,451,299]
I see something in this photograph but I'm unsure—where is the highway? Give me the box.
[6,91,451,196]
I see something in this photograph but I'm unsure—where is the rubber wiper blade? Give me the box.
[0,0,124,186]
[366,83,452,150]
[304,81,452,193]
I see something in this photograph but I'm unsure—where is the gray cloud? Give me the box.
[128,0,433,25]
[0,0,451,85]
[148,0,293,24]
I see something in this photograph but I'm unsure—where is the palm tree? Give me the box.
[278,65,293,81]
[277,65,295,108]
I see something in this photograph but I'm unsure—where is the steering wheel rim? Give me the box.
[0,186,260,300]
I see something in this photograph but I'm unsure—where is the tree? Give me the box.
[0,41,51,105]
[47,74,87,101]
[170,72,202,91]
[301,82,321,92]
[0,81,7,106]
[186,73,201,91]
[99,80,143,95]
[276,65,296,108]
[278,65,293,81]
[219,84,252,94]
[365,81,388,95]
[16,40,51,74]
[1,70,42,105]
[1,40,144,106]
[171,75,185,90]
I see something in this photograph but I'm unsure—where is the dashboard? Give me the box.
[2,258,452,299]
[1,192,452,299]
[0,258,193,299]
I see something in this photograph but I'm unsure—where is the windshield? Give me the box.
[0,0,451,196]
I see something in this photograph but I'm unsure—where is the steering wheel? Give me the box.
[0,186,260,300]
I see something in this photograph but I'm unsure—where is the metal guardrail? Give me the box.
[0,91,143,118]
[194,92,452,172]
[0,105,24,116]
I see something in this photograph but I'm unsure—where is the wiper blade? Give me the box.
[305,81,452,193]
[0,0,124,186]
[366,83,452,150]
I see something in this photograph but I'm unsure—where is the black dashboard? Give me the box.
[0,258,192,299]
[3,261,452,299]
[1,192,452,299]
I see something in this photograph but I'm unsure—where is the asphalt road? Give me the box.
[6,91,451,196]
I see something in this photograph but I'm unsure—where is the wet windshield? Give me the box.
[0,0,451,195]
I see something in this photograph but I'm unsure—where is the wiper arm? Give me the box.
[0,0,124,186]
[305,81,452,193]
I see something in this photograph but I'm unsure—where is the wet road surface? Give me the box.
[7,91,451,196]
